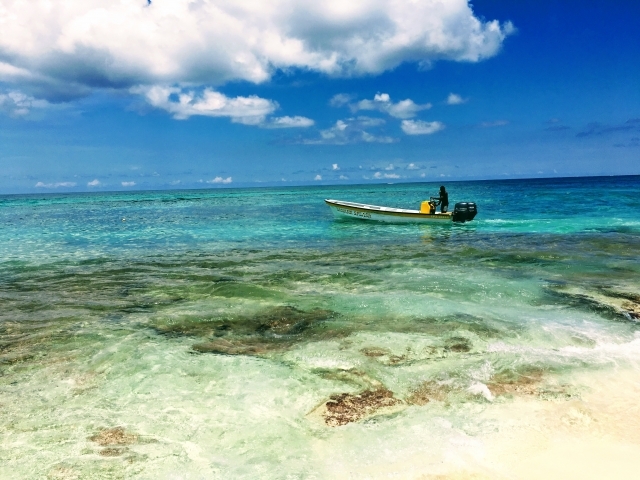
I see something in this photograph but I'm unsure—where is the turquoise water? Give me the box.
[1,176,640,478]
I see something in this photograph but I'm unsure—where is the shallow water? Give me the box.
[1,176,639,479]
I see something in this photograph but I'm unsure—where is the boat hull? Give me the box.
[325,199,452,224]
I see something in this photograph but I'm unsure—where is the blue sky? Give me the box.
[0,0,638,193]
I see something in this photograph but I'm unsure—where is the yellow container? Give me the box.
[420,201,433,214]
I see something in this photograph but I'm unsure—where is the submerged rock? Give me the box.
[99,447,127,457]
[314,388,403,427]
[192,338,279,355]
[156,305,336,338]
[406,380,456,405]
[156,305,340,356]
[88,427,138,446]
[444,336,472,353]
[487,367,544,397]
[360,346,390,357]
[359,346,407,365]
[547,285,640,321]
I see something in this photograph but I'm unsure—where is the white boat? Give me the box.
[325,199,477,223]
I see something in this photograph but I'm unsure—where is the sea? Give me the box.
[1,176,639,479]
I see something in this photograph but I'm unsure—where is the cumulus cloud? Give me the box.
[446,93,465,105]
[339,175,348,180]
[407,163,419,170]
[0,1,513,100]
[373,172,400,179]
[121,181,136,187]
[329,94,354,107]
[35,181,76,188]
[0,90,48,116]
[314,174,322,181]
[207,176,232,184]
[401,120,445,135]
[264,115,314,128]
[353,93,431,119]
[134,86,313,126]
[305,117,395,145]
[136,86,277,123]
[332,164,340,170]
[87,179,101,187]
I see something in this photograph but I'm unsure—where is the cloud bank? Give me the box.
[35,181,76,188]
[0,0,513,101]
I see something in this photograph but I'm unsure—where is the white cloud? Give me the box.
[121,181,136,187]
[314,174,322,181]
[329,94,354,107]
[135,86,276,123]
[135,86,313,125]
[332,164,340,170]
[356,116,386,127]
[35,181,76,188]
[0,90,48,116]
[360,131,395,144]
[373,172,400,179]
[339,175,348,180]
[384,164,394,170]
[407,163,419,170]
[0,1,513,100]
[306,118,395,145]
[354,93,431,119]
[446,93,465,105]
[264,116,314,128]
[207,176,233,184]
[401,120,445,135]
[87,179,101,187]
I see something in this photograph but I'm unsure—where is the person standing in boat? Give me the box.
[435,185,449,213]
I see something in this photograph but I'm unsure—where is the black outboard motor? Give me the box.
[452,202,478,223]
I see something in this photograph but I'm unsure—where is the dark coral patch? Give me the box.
[323,388,401,426]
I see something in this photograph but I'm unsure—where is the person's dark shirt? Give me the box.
[440,191,449,205]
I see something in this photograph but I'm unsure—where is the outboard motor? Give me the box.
[452,202,478,223]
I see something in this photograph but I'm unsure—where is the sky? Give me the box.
[0,0,638,193]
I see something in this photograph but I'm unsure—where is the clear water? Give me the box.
[1,176,640,479]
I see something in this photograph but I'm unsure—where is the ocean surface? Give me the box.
[1,176,639,479]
